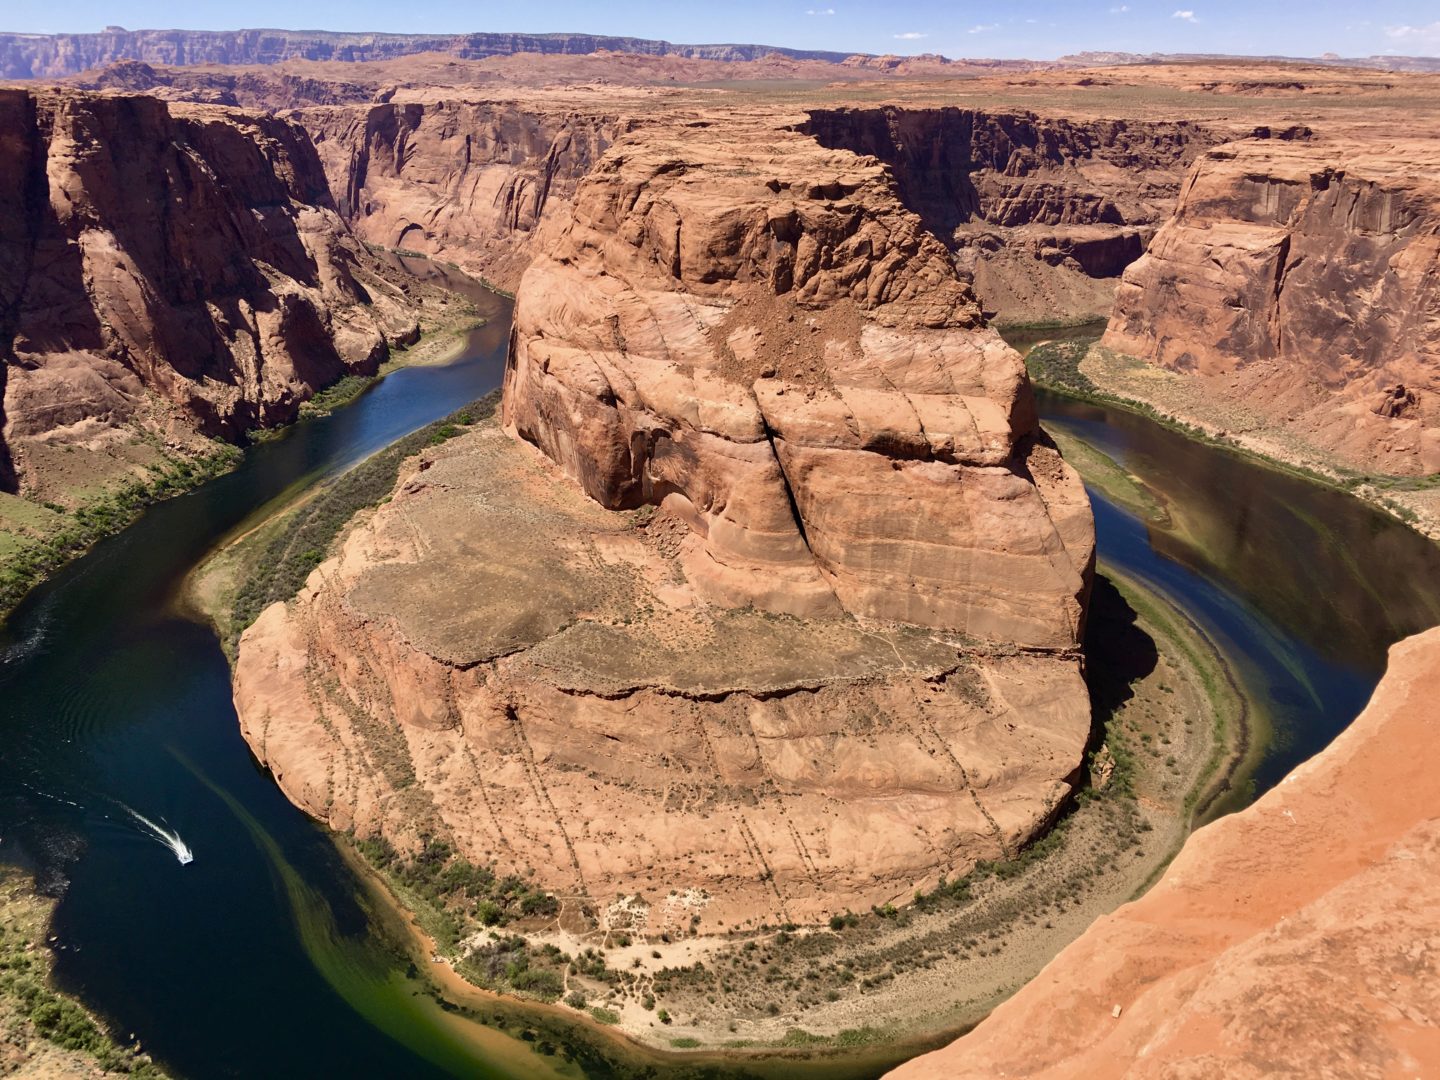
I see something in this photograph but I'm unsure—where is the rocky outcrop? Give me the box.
[1104,134,1440,474]
[71,59,380,109]
[296,100,621,290]
[233,110,1095,927]
[0,88,419,492]
[235,419,1091,927]
[0,29,857,80]
[504,112,1093,644]
[803,108,1220,322]
[887,625,1440,1079]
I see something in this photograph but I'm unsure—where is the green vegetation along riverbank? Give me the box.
[191,400,1251,1059]
[0,867,168,1078]
[1024,337,1440,541]
[0,301,486,632]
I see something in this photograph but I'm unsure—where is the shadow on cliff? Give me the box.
[1083,574,1158,747]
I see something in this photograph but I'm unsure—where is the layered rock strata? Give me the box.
[888,625,1440,1079]
[0,29,860,81]
[803,108,1220,322]
[0,88,421,494]
[296,100,621,290]
[503,114,1093,645]
[1104,133,1440,474]
[234,113,1095,925]
[236,420,1091,926]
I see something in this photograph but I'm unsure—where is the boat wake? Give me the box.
[117,802,194,865]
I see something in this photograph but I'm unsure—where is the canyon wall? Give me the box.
[1104,133,1440,475]
[233,110,1095,927]
[803,107,1220,322]
[888,625,1440,1079]
[504,111,1093,643]
[0,88,420,494]
[295,100,621,290]
[0,30,857,80]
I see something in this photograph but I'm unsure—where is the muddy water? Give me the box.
[0,289,1437,1078]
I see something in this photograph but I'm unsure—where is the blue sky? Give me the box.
[5,1,1440,61]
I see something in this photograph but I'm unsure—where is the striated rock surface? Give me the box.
[235,419,1091,927]
[803,107,1220,323]
[504,112,1093,644]
[0,87,421,494]
[888,626,1440,1080]
[233,111,1095,926]
[1104,133,1440,474]
[296,99,621,290]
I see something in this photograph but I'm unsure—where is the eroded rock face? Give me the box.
[236,419,1091,926]
[803,107,1220,322]
[504,113,1093,646]
[1104,134,1440,474]
[296,99,621,290]
[887,626,1440,1079]
[234,112,1095,926]
[0,88,419,490]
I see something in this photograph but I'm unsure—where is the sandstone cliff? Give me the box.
[504,112,1093,644]
[0,88,420,495]
[1104,133,1440,475]
[0,29,858,81]
[803,107,1219,323]
[232,111,1095,927]
[295,99,621,290]
[888,625,1440,1079]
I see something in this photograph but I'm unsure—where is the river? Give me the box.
[2,298,1439,1079]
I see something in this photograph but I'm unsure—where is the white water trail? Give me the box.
[117,803,193,865]
[17,781,84,809]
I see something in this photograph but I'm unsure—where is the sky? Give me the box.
[4,1,1440,61]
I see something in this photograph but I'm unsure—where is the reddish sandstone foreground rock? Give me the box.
[888,625,1440,1080]
[235,421,1090,927]
[1104,132,1440,475]
[235,112,1095,926]
[504,112,1093,647]
[0,87,421,494]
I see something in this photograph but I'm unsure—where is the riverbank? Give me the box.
[0,282,486,631]
[1024,336,1440,542]
[191,390,1249,1059]
[0,867,167,1078]
[318,555,1248,1057]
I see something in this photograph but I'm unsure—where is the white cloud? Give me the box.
[893,31,927,39]
[805,7,836,15]
[1173,9,1199,22]
[967,23,999,34]
[1110,4,1130,11]
[1386,22,1440,45]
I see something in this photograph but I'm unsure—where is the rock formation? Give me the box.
[1104,132,1440,474]
[504,112,1093,642]
[0,88,421,494]
[803,107,1218,323]
[0,29,862,81]
[232,110,1095,927]
[296,99,621,290]
[887,625,1440,1079]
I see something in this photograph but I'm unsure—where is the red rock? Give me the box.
[887,626,1440,1080]
[0,88,420,492]
[1105,134,1440,474]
